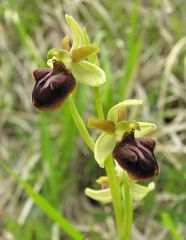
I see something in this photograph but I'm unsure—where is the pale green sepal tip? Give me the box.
[70,60,106,87]
[135,122,157,137]
[65,15,85,50]
[94,133,116,167]
[107,99,143,121]
[130,181,155,201]
[85,188,112,204]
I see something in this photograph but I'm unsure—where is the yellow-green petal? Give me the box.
[94,133,116,167]
[61,35,70,51]
[85,188,112,204]
[65,15,85,50]
[71,44,100,62]
[107,100,143,122]
[83,27,99,65]
[70,60,106,87]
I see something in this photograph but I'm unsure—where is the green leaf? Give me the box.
[70,60,106,87]
[161,212,183,240]
[107,99,143,121]
[135,122,157,137]
[85,187,112,204]
[94,133,116,167]
[65,15,85,50]
[0,161,83,240]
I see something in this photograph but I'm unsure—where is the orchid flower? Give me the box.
[32,15,105,110]
[88,99,159,179]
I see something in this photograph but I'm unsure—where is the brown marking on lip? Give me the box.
[32,62,76,110]
[113,130,160,180]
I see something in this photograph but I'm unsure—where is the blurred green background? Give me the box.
[0,0,186,239]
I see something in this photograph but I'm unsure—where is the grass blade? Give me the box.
[0,161,84,240]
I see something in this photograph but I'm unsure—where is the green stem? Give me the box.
[93,86,123,239]
[69,88,124,239]
[122,173,133,240]
[68,94,94,152]
[93,87,104,119]
[105,156,123,239]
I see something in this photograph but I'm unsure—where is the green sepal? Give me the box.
[65,15,85,50]
[135,122,157,137]
[94,133,116,168]
[85,187,112,204]
[70,60,106,87]
[85,180,154,203]
[107,100,143,122]
[129,180,155,201]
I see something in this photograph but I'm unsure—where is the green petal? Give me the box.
[135,122,157,137]
[70,60,106,87]
[83,27,99,65]
[65,15,85,50]
[61,35,70,51]
[71,44,100,62]
[107,100,143,121]
[85,187,112,204]
[87,117,115,134]
[129,181,155,201]
[94,133,116,167]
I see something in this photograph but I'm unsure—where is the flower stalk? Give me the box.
[68,94,94,152]
[122,172,133,240]
[92,84,124,239]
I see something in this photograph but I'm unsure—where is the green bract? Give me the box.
[88,100,157,168]
[47,15,105,87]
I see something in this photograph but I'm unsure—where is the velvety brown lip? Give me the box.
[113,130,160,180]
[32,62,76,110]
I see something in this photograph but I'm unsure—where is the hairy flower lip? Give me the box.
[113,130,160,180]
[32,62,76,110]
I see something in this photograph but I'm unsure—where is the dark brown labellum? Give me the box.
[113,130,160,180]
[32,62,76,110]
